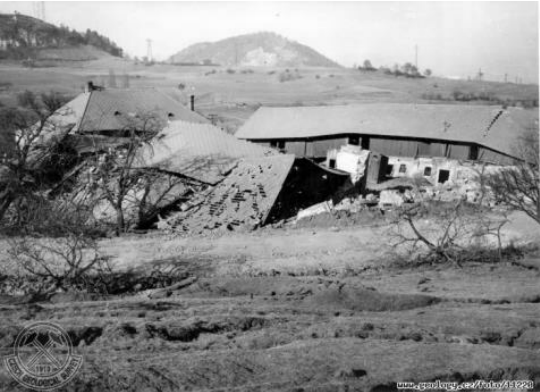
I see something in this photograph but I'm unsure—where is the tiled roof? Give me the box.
[165,154,296,233]
[236,104,538,159]
[76,89,208,132]
[38,89,208,147]
[135,120,278,184]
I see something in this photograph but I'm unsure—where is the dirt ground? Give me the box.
[0,212,539,391]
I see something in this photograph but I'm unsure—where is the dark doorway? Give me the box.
[361,136,370,150]
[438,169,450,183]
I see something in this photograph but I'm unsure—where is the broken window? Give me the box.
[386,164,394,176]
[423,166,432,176]
[329,159,336,169]
[348,135,360,146]
[438,169,450,183]
[398,164,407,174]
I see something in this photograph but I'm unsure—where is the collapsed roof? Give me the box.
[135,120,277,184]
[163,154,296,233]
[236,103,538,160]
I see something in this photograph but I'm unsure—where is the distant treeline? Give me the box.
[357,59,432,79]
[422,91,539,108]
[0,13,123,59]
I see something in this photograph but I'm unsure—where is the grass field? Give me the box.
[1,60,537,132]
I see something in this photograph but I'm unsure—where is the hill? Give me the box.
[0,13,123,61]
[169,31,340,68]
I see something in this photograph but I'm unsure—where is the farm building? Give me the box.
[236,103,537,167]
[33,85,209,154]
[135,120,349,231]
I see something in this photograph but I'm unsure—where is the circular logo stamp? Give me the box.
[4,322,83,391]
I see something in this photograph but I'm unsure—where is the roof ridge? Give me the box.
[75,92,92,133]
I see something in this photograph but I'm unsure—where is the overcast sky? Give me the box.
[1,1,538,83]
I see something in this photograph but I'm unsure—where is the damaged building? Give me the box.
[48,85,210,154]
[236,103,537,187]
[17,85,350,234]
[135,120,348,233]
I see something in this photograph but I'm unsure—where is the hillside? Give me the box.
[169,31,340,68]
[0,13,123,61]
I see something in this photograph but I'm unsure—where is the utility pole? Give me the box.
[415,44,418,70]
[146,39,153,63]
[504,73,508,83]
[234,41,238,67]
[477,68,483,81]
[33,2,45,20]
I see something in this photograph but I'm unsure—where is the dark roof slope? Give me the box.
[76,89,208,132]
[236,104,538,159]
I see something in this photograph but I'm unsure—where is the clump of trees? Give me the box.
[421,90,539,108]
[358,59,377,72]
[359,60,432,79]
[0,13,123,59]
[381,63,424,78]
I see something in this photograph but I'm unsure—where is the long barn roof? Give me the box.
[236,104,538,158]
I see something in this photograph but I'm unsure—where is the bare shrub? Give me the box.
[389,200,510,266]
[7,234,107,294]
[485,127,539,224]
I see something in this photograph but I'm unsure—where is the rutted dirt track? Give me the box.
[0,215,539,391]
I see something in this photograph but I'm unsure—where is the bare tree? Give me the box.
[0,90,72,228]
[485,127,539,224]
[87,111,164,235]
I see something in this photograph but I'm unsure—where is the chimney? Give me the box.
[190,95,195,111]
[85,81,94,93]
